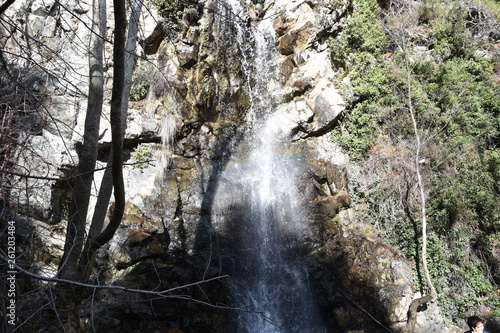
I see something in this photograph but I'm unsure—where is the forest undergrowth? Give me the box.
[328,0,500,324]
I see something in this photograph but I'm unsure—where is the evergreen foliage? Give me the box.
[329,0,500,323]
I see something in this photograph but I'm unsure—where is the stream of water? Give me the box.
[213,1,324,331]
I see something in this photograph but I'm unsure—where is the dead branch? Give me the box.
[1,251,229,298]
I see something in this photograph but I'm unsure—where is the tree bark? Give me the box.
[384,5,438,332]
[404,294,434,333]
[90,0,126,249]
[0,0,16,16]
[79,0,143,279]
[56,0,106,328]
[59,0,106,278]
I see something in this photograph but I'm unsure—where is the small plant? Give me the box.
[130,61,151,101]
[130,144,154,172]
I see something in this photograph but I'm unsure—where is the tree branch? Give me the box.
[0,161,154,181]
[1,252,229,299]
[91,0,126,251]
[0,0,15,16]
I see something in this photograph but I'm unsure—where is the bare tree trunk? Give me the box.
[56,0,106,328]
[79,0,144,279]
[55,0,129,328]
[404,49,436,299]
[91,0,126,250]
[403,46,437,333]
[58,0,105,281]
[384,3,437,332]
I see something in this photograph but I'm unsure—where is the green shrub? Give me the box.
[130,144,154,172]
[329,0,389,68]
[328,0,500,323]
[130,61,151,101]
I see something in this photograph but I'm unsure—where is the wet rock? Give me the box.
[314,192,351,217]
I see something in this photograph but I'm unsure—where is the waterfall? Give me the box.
[213,1,325,331]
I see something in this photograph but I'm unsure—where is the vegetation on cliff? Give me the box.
[329,0,499,324]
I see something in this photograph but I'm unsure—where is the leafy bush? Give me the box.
[130,144,154,172]
[329,0,500,323]
[329,0,389,67]
[130,62,151,101]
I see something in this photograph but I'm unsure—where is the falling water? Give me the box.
[213,1,324,332]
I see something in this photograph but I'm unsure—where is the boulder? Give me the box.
[275,3,316,55]
[305,78,345,135]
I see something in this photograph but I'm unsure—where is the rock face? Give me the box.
[1,0,461,332]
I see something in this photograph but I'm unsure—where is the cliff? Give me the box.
[0,0,498,332]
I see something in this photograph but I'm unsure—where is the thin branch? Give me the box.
[0,0,15,16]
[0,254,277,319]
[1,252,229,296]
[0,160,155,181]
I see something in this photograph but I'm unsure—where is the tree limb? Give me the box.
[0,0,16,16]
[1,252,233,306]
[91,0,126,250]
